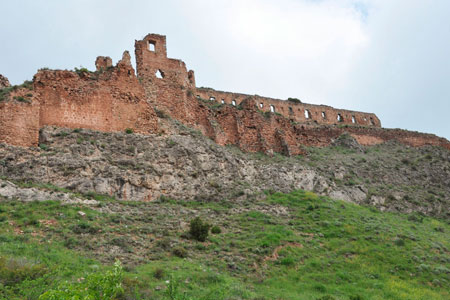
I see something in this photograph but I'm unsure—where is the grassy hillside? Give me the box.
[0,189,448,299]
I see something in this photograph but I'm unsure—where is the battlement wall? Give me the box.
[195,88,381,127]
[34,51,157,136]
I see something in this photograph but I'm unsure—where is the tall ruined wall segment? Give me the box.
[135,34,197,124]
[0,77,40,147]
[0,98,40,147]
[34,52,158,136]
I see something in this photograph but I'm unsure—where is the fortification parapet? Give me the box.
[195,88,381,127]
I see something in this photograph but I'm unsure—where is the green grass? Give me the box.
[0,189,448,299]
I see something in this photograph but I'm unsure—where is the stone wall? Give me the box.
[34,52,158,136]
[0,52,158,147]
[0,97,40,147]
[196,88,381,127]
[135,34,197,124]
[1,33,449,154]
[290,124,450,151]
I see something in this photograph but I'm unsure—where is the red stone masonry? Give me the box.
[135,34,197,123]
[35,51,157,136]
[195,88,381,127]
[0,33,449,153]
[0,97,39,147]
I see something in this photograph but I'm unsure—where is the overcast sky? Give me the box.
[1,0,449,140]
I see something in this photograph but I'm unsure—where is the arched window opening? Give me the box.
[221,99,225,104]
[196,95,200,99]
[288,107,293,114]
[232,100,236,106]
[209,96,216,101]
[270,105,275,113]
[304,109,311,119]
[337,113,343,122]
[321,112,326,119]
[351,116,356,124]
[155,69,164,79]
[148,41,156,52]
[370,117,374,125]
[259,103,264,108]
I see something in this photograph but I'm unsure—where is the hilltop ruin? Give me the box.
[0,33,449,154]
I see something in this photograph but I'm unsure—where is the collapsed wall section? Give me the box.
[295,125,450,150]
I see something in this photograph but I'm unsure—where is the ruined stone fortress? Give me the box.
[1,34,449,154]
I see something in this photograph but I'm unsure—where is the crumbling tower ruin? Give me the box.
[135,34,196,123]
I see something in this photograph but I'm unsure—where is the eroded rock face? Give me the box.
[0,74,10,89]
[1,126,448,219]
[0,126,331,204]
[0,179,96,205]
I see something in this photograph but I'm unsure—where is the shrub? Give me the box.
[316,296,336,300]
[394,238,405,246]
[313,284,326,293]
[125,128,134,134]
[70,222,98,234]
[0,256,47,286]
[189,217,210,242]
[287,97,301,103]
[39,260,124,300]
[20,80,33,90]
[211,225,221,234]
[172,247,187,258]
[154,268,164,279]
[14,96,30,103]
[74,67,90,75]
[164,275,188,300]
[280,257,295,266]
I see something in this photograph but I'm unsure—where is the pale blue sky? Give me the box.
[1,0,449,140]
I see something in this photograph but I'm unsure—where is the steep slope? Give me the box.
[0,189,448,299]
[0,125,449,218]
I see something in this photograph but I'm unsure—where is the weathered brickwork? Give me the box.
[0,97,40,147]
[35,51,157,135]
[0,33,449,154]
[294,125,450,150]
[0,52,158,147]
[135,34,197,124]
[195,88,380,127]
[95,56,113,71]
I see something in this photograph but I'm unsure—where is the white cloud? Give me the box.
[0,0,449,139]
[180,0,369,104]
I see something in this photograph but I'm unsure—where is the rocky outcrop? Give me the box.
[0,126,330,203]
[1,126,448,218]
[0,74,10,89]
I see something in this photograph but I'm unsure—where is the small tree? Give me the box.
[189,217,210,242]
